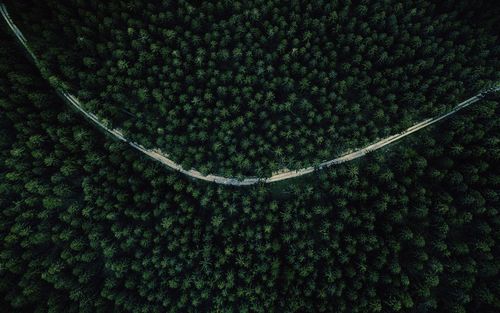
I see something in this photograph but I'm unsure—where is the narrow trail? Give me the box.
[1,3,498,186]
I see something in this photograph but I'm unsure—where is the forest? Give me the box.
[4,0,499,176]
[1,1,499,313]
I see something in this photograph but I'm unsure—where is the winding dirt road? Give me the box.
[1,3,498,186]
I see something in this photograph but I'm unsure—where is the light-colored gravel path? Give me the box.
[2,3,498,186]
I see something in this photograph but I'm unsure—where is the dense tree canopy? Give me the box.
[1,1,499,313]
[5,0,499,176]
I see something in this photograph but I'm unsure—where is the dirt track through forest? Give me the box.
[1,3,498,186]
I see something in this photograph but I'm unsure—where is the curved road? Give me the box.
[1,3,498,186]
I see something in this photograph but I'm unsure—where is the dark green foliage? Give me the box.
[1,1,499,313]
[5,0,499,176]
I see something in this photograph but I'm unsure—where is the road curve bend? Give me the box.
[1,3,498,186]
